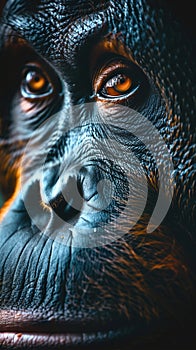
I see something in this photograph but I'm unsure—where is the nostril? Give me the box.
[43,173,83,222]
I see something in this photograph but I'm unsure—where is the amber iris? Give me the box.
[105,74,132,96]
[25,71,47,93]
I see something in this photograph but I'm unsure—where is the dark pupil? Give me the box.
[118,75,126,84]
[34,75,41,82]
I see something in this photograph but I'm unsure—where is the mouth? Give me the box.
[0,311,195,350]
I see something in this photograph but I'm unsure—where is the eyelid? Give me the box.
[22,63,50,84]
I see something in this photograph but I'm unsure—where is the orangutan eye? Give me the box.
[21,65,53,98]
[93,60,141,101]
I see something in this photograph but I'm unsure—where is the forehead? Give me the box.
[2,0,140,65]
[3,0,121,25]
[5,0,111,12]
[2,0,152,37]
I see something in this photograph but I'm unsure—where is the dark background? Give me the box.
[0,0,6,14]
[162,0,195,37]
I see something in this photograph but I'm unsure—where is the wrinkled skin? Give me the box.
[0,1,195,349]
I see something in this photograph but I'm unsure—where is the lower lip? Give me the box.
[0,327,137,349]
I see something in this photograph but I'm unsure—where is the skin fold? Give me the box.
[0,1,195,349]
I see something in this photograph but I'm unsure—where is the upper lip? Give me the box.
[0,309,134,333]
